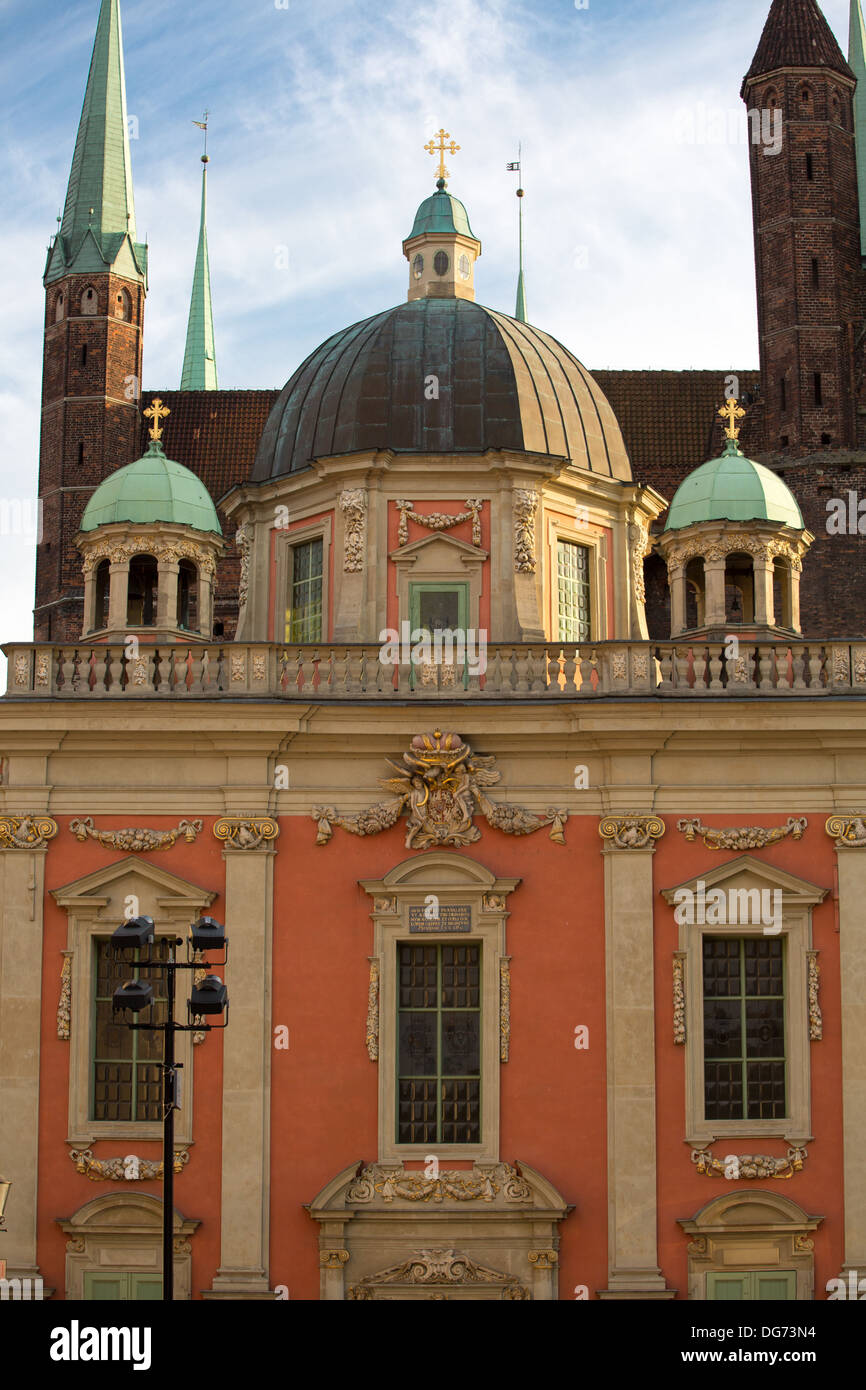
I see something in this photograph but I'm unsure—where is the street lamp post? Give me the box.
[112,916,228,1302]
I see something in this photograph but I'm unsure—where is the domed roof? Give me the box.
[665,438,804,531]
[252,298,632,482]
[80,440,222,535]
[407,182,475,239]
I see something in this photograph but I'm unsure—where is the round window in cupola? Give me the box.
[433,250,449,276]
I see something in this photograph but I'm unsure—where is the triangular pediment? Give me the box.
[660,853,827,906]
[390,532,488,564]
[50,854,216,919]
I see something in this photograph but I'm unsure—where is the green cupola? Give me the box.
[80,439,222,535]
[403,133,482,303]
[407,182,476,240]
[665,437,804,531]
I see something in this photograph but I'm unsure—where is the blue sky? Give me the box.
[0,0,856,658]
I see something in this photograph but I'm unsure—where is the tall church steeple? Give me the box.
[44,0,146,286]
[850,0,866,254]
[36,0,146,642]
[181,133,218,391]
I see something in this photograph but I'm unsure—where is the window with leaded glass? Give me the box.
[285,538,323,642]
[92,939,169,1122]
[397,942,481,1144]
[557,540,591,642]
[703,937,786,1121]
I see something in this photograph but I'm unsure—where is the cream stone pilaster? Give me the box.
[156,558,179,630]
[597,814,673,1299]
[204,812,275,1299]
[827,821,866,1281]
[669,564,686,637]
[0,833,53,1279]
[107,561,130,630]
[753,555,775,626]
[790,565,802,632]
[703,558,727,627]
[82,567,96,633]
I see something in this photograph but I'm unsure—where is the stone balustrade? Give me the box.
[4,640,866,700]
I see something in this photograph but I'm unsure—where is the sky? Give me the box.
[0,0,857,666]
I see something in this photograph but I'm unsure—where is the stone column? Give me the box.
[827,819,866,1282]
[668,564,686,637]
[204,818,275,1299]
[156,559,180,631]
[0,823,55,1280]
[703,557,727,627]
[107,561,130,631]
[753,555,775,626]
[597,814,673,1298]
[790,564,802,632]
[198,567,215,640]
[82,568,96,634]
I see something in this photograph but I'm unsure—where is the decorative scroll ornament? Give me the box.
[213,816,279,850]
[313,731,567,849]
[69,1149,190,1182]
[348,1248,528,1300]
[320,1250,350,1268]
[825,814,866,847]
[365,958,380,1061]
[528,1250,558,1270]
[500,956,511,1062]
[628,518,650,605]
[0,814,58,850]
[235,522,253,611]
[673,953,686,1045]
[395,498,483,548]
[678,816,807,851]
[69,817,202,851]
[57,952,73,1041]
[346,1162,533,1206]
[341,488,368,571]
[513,488,539,573]
[598,813,665,850]
[691,1147,807,1180]
[806,951,822,1041]
[81,536,216,578]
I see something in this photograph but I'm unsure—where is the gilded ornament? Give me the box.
[424,127,461,182]
[598,813,665,850]
[68,1148,190,1182]
[677,816,807,851]
[69,817,202,851]
[346,1162,532,1206]
[57,952,73,1041]
[527,1249,558,1270]
[0,814,58,850]
[320,1249,350,1268]
[143,398,170,441]
[825,814,866,847]
[691,1147,807,1180]
[213,816,279,850]
[313,731,567,849]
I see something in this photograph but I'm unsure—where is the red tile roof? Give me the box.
[744,0,853,83]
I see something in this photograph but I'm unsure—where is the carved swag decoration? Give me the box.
[68,1148,191,1182]
[691,1147,807,1180]
[69,817,202,851]
[346,1162,533,1205]
[313,731,567,849]
[678,816,807,851]
[395,499,483,548]
[347,1248,528,1300]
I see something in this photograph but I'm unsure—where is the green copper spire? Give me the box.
[851,0,866,255]
[509,149,527,322]
[45,0,146,285]
[180,147,218,391]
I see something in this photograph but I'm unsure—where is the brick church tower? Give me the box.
[742,0,865,455]
[36,0,147,641]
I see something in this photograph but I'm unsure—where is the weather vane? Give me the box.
[192,110,210,162]
[144,398,171,442]
[424,128,460,184]
[719,396,746,440]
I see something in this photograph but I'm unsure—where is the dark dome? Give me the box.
[252,298,632,482]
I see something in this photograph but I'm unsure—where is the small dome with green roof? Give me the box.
[664,438,804,532]
[80,439,222,535]
[406,179,475,239]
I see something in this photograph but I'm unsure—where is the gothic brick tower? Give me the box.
[742,0,865,455]
[36,0,147,641]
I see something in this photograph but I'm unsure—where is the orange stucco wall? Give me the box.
[385,499,490,635]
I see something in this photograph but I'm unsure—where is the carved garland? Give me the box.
[341,489,368,571]
[678,816,807,851]
[346,1162,533,1205]
[57,952,73,1041]
[691,1147,808,1180]
[68,1149,190,1182]
[628,518,650,606]
[347,1248,528,1300]
[673,953,686,1045]
[0,815,58,850]
[395,498,483,548]
[235,522,253,612]
[807,951,822,1042]
[666,533,806,571]
[81,538,216,578]
[213,816,279,850]
[598,814,665,850]
[69,817,202,851]
[365,958,380,1061]
[513,488,539,573]
[500,956,511,1063]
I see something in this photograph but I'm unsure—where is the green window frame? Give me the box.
[91,939,168,1122]
[703,937,786,1122]
[84,1272,163,1300]
[285,537,324,642]
[397,942,481,1145]
[556,540,591,642]
[707,1271,796,1301]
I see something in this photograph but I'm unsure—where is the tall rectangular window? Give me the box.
[286,538,323,642]
[557,539,591,642]
[92,940,168,1122]
[703,937,786,1122]
[779,376,787,411]
[397,943,481,1144]
[814,372,823,406]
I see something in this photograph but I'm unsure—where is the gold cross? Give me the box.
[719,396,746,439]
[424,128,460,183]
[144,397,171,441]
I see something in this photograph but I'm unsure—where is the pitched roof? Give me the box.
[744,0,853,84]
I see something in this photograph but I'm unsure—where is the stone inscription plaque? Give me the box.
[408,903,472,933]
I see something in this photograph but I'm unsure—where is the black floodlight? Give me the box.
[111,915,155,951]
[189,916,228,952]
[112,979,153,1014]
[189,974,227,1016]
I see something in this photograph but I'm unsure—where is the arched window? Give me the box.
[176,560,199,631]
[433,250,449,276]
[81,286,98,316]
[724,554,754,624]
[116,289,132,321]
[54,292,65,322]
[764,88,779,113]
[94,560,110,630]
[127,554,158,626]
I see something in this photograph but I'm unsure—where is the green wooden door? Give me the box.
[84,1271,163,1300]
[707,1271,797,1300]
[408,582,470,689]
